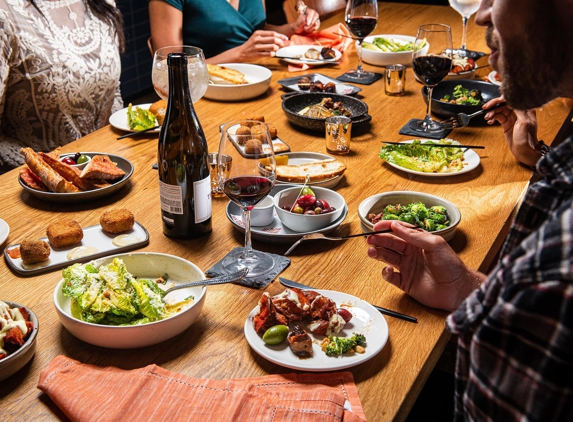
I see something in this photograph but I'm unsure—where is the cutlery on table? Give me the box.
[440,101,507,129]
[161,268,249,302]
[116,125,160,140]
[275,55,338,63]
[284,230,391,256]
[278,277,418,323]
[383,141,484,150]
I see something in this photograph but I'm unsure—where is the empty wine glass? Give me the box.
[152,45,209,103]
[344,0,378,80]
[449,0,482,55]
[410,24,453,133]
[218,121,276,277]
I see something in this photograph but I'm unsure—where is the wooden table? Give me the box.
[1,3,570,421]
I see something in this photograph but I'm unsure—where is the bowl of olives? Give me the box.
[273,186,345,232]
[59,152,91,170]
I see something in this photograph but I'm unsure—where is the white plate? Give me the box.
[205,63,272,101]
[226,185,348,244]
[244,289,388,371]
[109,103,161,133]
[384,140,481,177]
[276,45,342,66]
[225,123,290,158]
[274,152,345,188]
[4,221,149,276]
[488,70,502,86]
[0,218,9,246]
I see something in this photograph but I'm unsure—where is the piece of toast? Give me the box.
[276,160,347,182]
[80,155,125,180]
[20,147,80,193]
[207,64,247,85]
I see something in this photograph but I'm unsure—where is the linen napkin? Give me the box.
[38,355,367,422]
[287,23,353,72]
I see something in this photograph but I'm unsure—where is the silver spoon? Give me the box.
[161,268,249,301]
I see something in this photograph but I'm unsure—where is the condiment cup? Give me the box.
[249,196,275,226]
[59,153,91,170]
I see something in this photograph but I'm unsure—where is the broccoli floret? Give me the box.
[325,334,367,356]
[353,333,366,347]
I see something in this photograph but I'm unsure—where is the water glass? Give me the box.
[208,152,232,198]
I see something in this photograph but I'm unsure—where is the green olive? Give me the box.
[301,186,315,196]
[76,154,89,164]
[262,324,289,345]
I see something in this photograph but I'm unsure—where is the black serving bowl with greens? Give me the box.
[281,92,371,132]
[422,79,501,124]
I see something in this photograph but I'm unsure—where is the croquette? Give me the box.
[240,112,265,127]
[244,139,264,155]
[100,209,135,234]
[20,239,50,265]
[235,125,252,145]
[46,219,84,248]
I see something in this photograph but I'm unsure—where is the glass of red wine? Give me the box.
[218,120,277,277]
[410,24,453,133]
[344,0,378,80]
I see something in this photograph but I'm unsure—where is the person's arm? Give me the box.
[482,96,542,167]
[265,6,321,37]
[366,220,486,312]
[148,0,184,51]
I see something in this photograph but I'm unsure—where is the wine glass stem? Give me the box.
[356,39,365,72]
[242,208,254,260]
[425,86,435,125]
[461,16,469,50]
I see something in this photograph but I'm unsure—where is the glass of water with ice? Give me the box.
[152,46,209,103]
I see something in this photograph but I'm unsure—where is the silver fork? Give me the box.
[284,230,390,256]
[441,101,507,130]
[161,268,249,301]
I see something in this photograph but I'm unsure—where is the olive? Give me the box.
[296,194,316,208]
[61,157,75,165]
[76,154,89,164]
[304,210,316,215]
[301,186,315,196]
[292,205,304,214]
[262,325,289,345]
[314,207,322,214]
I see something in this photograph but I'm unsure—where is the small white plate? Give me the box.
[244,289,388,371]
[0,218,9,246]
[383,140,481,177]
[4,222,149,276]
[276,45,342,66]
[273,152,345,188]
[109,103,161,133]
[488,70,502,86]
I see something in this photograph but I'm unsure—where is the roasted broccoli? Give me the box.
[325,333,367,356]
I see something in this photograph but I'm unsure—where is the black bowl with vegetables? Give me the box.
[281,92,371,132]
[422,79,501,124]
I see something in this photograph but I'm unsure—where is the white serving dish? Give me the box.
[53,252,207,349]
[358,191,461,242]
[362,34,426,67]
[204,64,272,101]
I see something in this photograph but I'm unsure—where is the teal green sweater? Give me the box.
[160,0,266,58]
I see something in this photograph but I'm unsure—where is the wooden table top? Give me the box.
[1,3,570,421]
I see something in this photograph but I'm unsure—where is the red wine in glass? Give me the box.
[344,0,378,79]
[412,56,453,86]
[223,176,273,210]
[346,16,378,39]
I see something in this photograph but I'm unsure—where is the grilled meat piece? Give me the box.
[253,292,288,335]
[287,325,313,358]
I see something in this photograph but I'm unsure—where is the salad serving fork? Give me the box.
[161,268,249,301]
[440,101,506,129]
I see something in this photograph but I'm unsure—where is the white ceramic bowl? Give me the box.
[204,64,272,101]
[250,196,275,226]
[59,153,92,170]
[358,191,461,242]
[447,65,478,80]
[53,252,207,349]
[273,186,345,233]
[362,34,427,67]
[0,301,38,381]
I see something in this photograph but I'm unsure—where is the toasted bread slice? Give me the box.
[207,64,247,85]
[39,152,99,191]
[276,160,347,182]
[20,148,80,193]
[19,168,48,191]
[80,155,125,180]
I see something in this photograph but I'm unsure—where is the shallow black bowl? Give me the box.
[281,92,371,132]
[422,80,501,124]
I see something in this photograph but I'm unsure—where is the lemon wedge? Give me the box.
[259,155,288,167]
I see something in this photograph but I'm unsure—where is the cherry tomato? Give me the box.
[61,157,75,165]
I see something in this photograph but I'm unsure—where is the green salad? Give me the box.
[62,258,193,326]
[127,103,157,131]
[379,139,465,173]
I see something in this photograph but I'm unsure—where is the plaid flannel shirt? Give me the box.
[446,136,573,421]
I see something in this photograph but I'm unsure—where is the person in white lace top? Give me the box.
[0,0,125,174]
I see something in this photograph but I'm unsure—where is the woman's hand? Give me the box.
[483,96,541,167]
[213,30,289,63]
[366,221,485,311]
[292,8,321,34]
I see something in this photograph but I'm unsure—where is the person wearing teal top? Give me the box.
[149,0,320,63]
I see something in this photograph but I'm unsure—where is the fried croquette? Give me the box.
[244,139,264,155]
[240,112,265,127]
[235,125,252,145]
[46,219,84,248]
[100,209,135,234]
[20,239,50,265]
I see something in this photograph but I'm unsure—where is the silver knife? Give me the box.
[278,277,418,323]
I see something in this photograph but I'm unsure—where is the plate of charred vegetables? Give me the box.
[244,287,388,371]
[277,73,362,96]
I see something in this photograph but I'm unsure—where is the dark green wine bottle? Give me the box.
[158,52,212,238]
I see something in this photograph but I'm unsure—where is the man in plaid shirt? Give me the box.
[366,0,573,419]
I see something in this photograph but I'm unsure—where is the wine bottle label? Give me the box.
[159,181,184,215]
[194,175,212,223]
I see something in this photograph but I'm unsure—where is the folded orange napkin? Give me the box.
[38,355,367,422]
[287,23,354,72]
